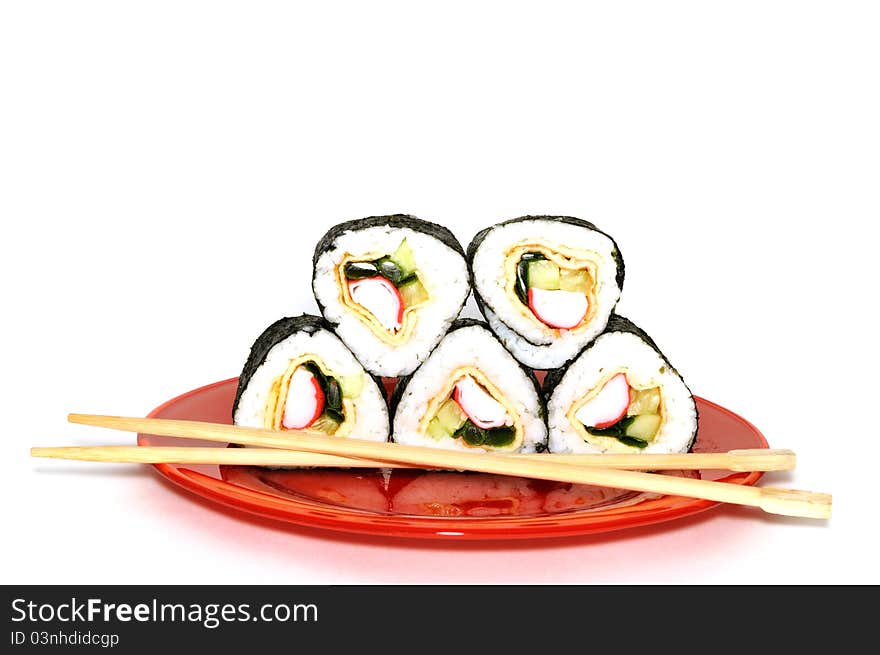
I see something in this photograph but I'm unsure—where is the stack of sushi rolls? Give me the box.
[232,213,698,457]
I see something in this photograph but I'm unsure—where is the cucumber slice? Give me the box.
[559,268,591,293]
[311,414,341,435]
[339,373,364,399]
[436,398,467,433]
[585,414,658,447]
[624,414,661,442]
[526,260,560,290]
[399,275,429,307]
[391,238,418,279]
[426,417,448,441]
[628,387,661,416]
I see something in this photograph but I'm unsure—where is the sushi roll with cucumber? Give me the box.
[233,315,389,442]
[391,319,547,453]
[545,315,697,454]
[468,216,624,369]
[313,215,470,377]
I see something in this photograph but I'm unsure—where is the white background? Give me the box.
[1,1,877,584]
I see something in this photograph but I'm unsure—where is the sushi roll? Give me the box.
[545,315,697,454]
[468,215,624,369]
[391,319,547,453]
[312,215,470,377]
[233,315,389,442]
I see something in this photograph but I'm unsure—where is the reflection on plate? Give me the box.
[139,378,767,540]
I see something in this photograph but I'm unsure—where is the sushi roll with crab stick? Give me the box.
[544,315,697,454]
[312,215,470,377]
[233,315,389,442]
[391,319,547,453]
[468,216,624,369]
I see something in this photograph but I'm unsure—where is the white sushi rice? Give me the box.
[313,225,469,377]
[234,328,389,442]
[471,219,622,369]
[547,331,697,454]
[482,305,589,370]
[393,325,547,453]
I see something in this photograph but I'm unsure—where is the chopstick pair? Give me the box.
[32,445,796,471]
[30,413,832,519]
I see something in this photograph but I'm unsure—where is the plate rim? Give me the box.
[139,377,768,540]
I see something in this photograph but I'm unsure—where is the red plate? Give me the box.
[139,378,768,540]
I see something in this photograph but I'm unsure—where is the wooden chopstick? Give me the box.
[62,414,830,519]
[32,447,395,468]
[31,445,796,472]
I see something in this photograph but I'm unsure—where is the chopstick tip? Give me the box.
[759,488,832,520]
